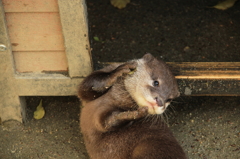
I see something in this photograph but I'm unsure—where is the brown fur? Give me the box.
[78,53,187,159]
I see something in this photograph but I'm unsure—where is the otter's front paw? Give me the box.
[117,107,148,120]
[104,107,148,130]
[134,107,148,119]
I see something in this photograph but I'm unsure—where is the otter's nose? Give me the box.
[155,97,164,107]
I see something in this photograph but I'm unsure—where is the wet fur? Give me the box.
[78,53,187,159]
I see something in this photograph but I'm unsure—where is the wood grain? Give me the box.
[168,62,240,79]
[168,62,240,96]
[2,0,58,12]
[0,0,24,123]
[14,51,68,73]
[5,12,65,51]
[58,0,93,77]
[16,74,83,96]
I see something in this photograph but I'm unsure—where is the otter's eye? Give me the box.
[153,81,159,87]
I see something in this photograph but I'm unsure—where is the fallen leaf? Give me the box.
[93,36,104,43]
[110,0,130,9]
[212,0,238,10]
[93,36,100,41]
[34,100,45,120]
[184,46,190,52]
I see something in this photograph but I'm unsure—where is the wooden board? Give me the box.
[101,62,240,96]
[0,1,24,123]
[14,51,68,73]
[5,12,64,51]
[168,62,240,79]
[16,74,83,96]
[2,0,58,12]
[169,62,240,96]
[58,0,93,77]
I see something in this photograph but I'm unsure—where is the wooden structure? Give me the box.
[0,0,239,124]
[169,62,240,96]
[102,62,240,96]
[0,0,92,123]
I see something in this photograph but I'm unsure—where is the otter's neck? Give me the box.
[109,78,137,110]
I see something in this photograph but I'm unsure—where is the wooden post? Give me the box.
[0,1,25,123]
[58,0,93,77]
[169,62,240,96]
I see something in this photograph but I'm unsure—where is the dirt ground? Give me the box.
[1,0,240,158]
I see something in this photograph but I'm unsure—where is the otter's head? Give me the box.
[124,53,179,114]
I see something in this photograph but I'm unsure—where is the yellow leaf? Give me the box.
[110,0,130,9]
[34,100,45,120]
[212,0,238,10]
[93,36,100,41]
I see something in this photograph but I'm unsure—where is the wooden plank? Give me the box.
[16,74,83,96]
[5,12,65,51]
[168,62,240,96]
[102,62,240,79]
[58,0,93,77]
[2,0,59,12]
[14,51,68,73]
[0,0,24,123]
[168,62,240,79]
[101,62,240,96]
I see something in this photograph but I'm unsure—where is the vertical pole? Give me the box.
[0,0,25,123]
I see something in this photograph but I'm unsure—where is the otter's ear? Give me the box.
[142,53,155,62]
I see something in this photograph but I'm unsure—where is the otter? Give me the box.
[78,53,187,159]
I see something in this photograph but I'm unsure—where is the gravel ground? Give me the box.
[0,96,239,159]
[1,0,240,158]
[169,96,240,159]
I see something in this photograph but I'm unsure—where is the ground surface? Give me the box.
[1,0,240,158]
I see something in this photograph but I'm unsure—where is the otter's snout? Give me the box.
[155,97,164,107]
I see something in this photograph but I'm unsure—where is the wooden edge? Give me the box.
[2,0,59,13]
[13,51,68,73]
[58,0,93,77]
[167,62,240,78]
[176,76,240,79]
[102,62,240,79]
[16,74,83,96]
[168,62,240,95]
[100,62,240,96]
[0,0,24,123]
